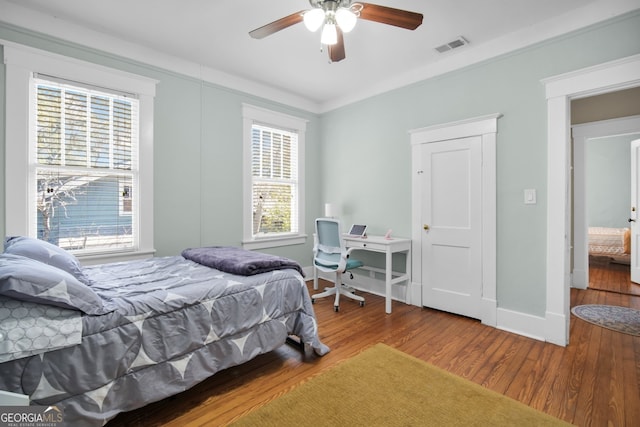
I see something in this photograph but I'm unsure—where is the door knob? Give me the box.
[629,218,636,223]
[423,224,430,231]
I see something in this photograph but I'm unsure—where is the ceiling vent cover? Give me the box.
[435,36,469,53]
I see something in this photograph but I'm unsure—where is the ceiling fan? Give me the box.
[249,0,423,63]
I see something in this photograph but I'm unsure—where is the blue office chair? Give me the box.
[311,218,365,312]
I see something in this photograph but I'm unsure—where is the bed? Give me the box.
[0,237,328,426]
[588,226,631,264]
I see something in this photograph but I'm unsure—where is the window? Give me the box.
[251,124,298,235]
[242,104,307,249]
[4,43,157,262]
[34,77,138,252]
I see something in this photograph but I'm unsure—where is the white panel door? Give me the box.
[631,139,640,284]
[421,136,482,319]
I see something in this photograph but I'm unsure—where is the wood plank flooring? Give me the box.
[588,257,640,296]
[110,279,640,427]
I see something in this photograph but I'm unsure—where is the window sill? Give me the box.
[77,249,156,266]
[242,234,307,250]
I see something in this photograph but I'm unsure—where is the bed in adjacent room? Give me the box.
[0,237,327,426]
[588,226,631,264]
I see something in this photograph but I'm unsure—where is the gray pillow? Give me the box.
[4,236,92,286]
[0,253,109,315]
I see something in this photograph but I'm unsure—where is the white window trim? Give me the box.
[242,104,307,250]
[3,41,158,264]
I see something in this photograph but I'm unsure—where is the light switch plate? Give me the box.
[524,189,536,204]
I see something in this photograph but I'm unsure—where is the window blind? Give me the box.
[251,124,299,236]
[33,77,139,253]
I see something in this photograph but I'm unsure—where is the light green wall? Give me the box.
[587,134,639,228]
[1,11,639,318]
[319,11,640,316]
[0,24,322,265]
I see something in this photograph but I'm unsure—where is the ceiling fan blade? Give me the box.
[358,3,423,30]
[328,28,346,62]
[249,10,305,39]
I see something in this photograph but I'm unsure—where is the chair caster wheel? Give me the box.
[359,301,365,307]
[334,305,339,312]
[311,298,316,304]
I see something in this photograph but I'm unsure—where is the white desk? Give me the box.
[342,235,411,314]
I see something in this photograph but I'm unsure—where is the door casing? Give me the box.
[543,53,640,346]
[571,115,640,289]
[631,138,640,283]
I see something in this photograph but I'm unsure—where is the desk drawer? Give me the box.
[347,240,386,252]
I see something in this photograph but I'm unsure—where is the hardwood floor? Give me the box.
[589,257,640,296]
[110,280,640,427]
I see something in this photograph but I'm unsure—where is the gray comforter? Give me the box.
[0,256,328,426]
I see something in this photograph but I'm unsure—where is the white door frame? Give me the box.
[543,54,640,346]
[410,114,500,327]
[631,139,640,284]
[572,115,640,289]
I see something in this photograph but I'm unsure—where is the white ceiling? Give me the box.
[1,0,638,112]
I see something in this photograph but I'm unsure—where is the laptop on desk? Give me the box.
[347,224,367,237]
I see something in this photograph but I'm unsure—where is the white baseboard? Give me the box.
[408,281,422,306]
[480,297,497,327]
[302,265,314,279]
[497,306,568,346]
[572,268,588,289]
[544,309,569,346]
[496,307,546,342]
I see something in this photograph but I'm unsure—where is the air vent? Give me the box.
[435,36,469,53]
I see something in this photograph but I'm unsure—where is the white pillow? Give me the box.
[4,236,91,286]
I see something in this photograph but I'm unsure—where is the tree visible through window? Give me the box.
[34,77,139,252]
[251,124,298,237]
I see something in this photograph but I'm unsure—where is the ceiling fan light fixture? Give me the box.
[335,8,357,32]
[303,8,325,32]
[249,1,424,62]
[321,22,338,45]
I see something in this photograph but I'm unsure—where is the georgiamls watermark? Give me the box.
[0,406,64,427]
